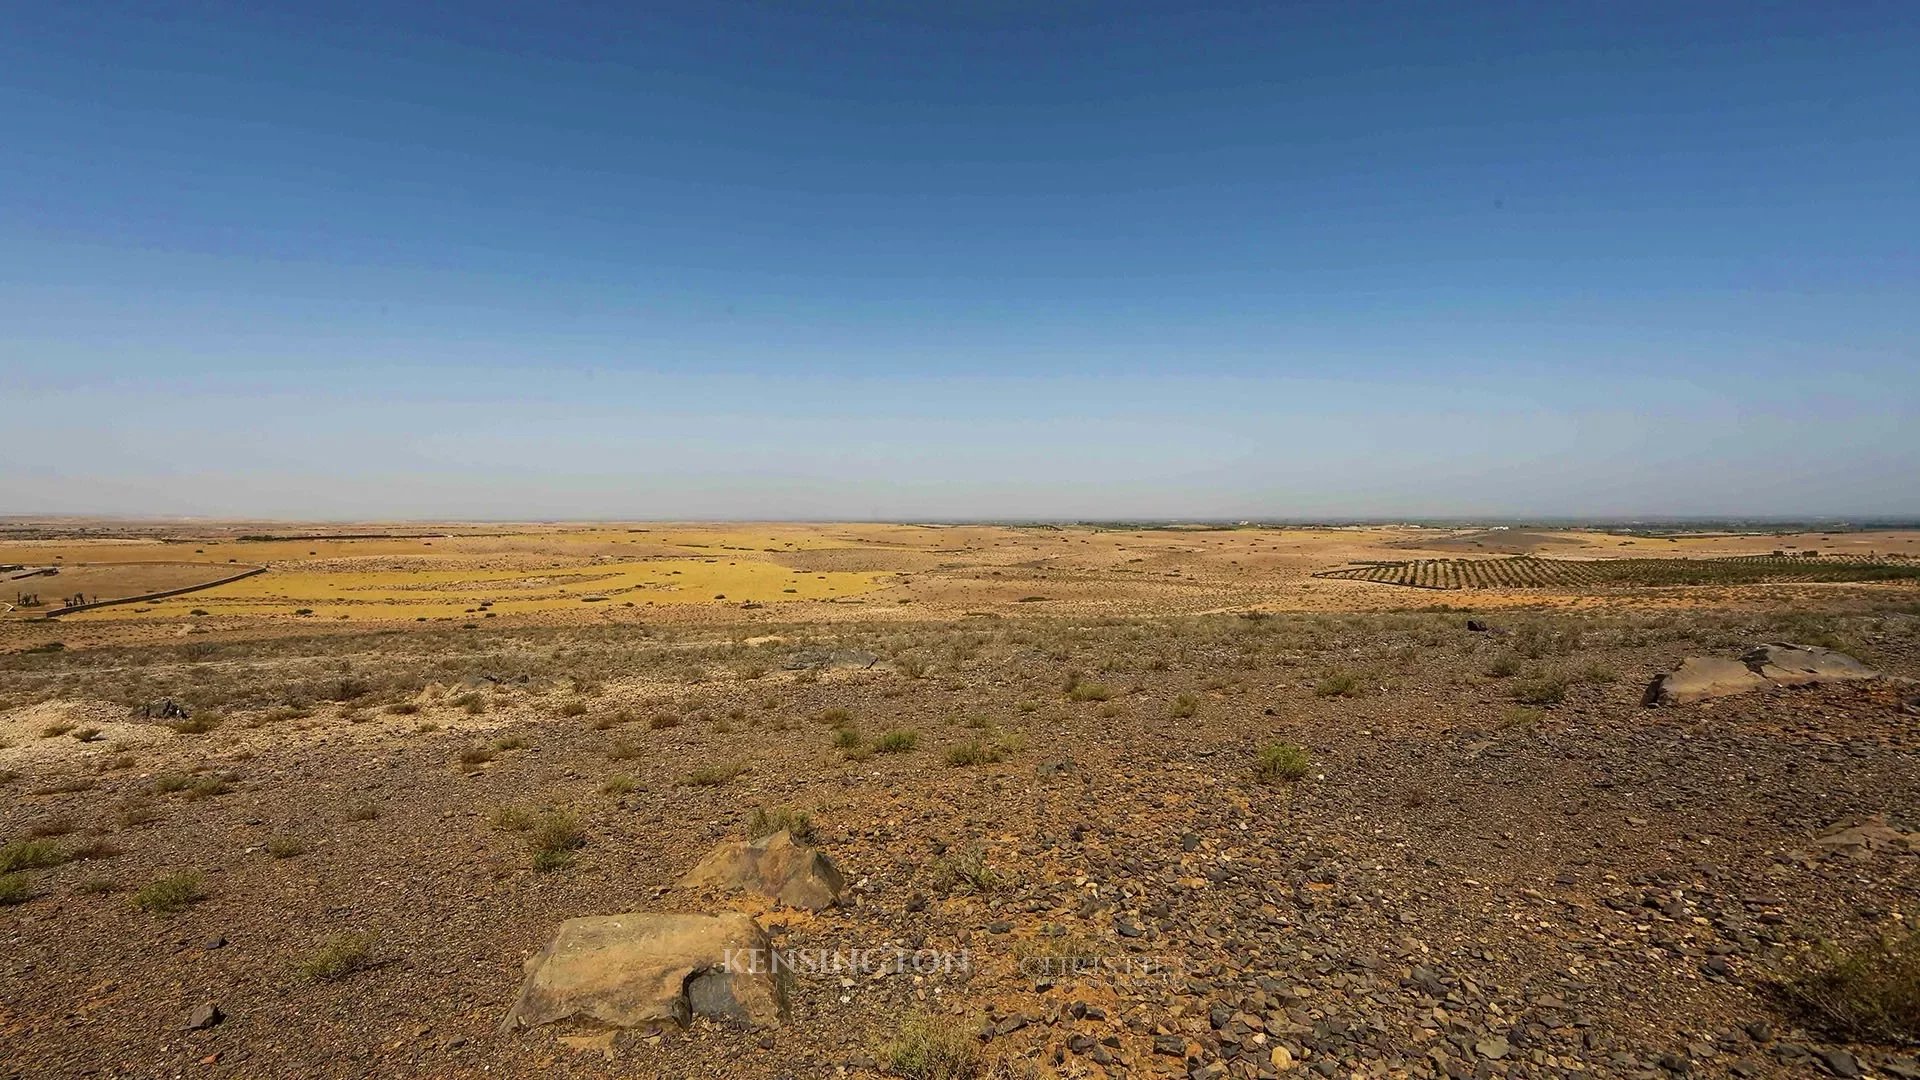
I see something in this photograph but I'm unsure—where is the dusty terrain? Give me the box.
[3,522,1919,1079]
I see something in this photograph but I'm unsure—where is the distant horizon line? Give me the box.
[5,514,1920,530]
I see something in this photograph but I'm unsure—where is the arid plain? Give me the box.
[3,521,1919,1080]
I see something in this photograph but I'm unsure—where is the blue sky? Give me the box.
[3,2,1916,519]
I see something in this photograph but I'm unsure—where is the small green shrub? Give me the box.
[1255,741,1310,783]
[934,847,1001,894]
[1576,663,1618,685]
[0,873,32,905]
[748,806,814,842]
[1510,673,1569,706]
[528,811,585,871]
[685,762,746,787]
[879,1013,982,1080]
[1314,672,1363,698]
[266,836,307,859]
[873,729,919,754]
[1499,706,1547,729]
[133,871,206,914]
[945,734,1024,767]
[0,839,70,873]
[295,931,378,981]
[1779,930,1920,1043]
[181,775,232,801]
[1169,693,1199,719]
[944,740,1000,767]
[1066,680,1113,703]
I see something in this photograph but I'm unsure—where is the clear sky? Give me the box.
[3,2,1916,520]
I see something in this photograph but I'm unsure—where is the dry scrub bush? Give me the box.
[879,1013,981,1080]
[296,932,379,981]
[1779,931,1920,1043]
[1256,742,1310,783]
[133,870,206,914]
[748,806,814,842]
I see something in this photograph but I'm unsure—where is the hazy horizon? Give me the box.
[5,4,1917,520]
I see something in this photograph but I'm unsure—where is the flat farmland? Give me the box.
[7,523,1920,648]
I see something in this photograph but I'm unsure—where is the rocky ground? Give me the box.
[2,602,1918,1079]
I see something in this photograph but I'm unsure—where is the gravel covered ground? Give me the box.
[3,600,1919,1079]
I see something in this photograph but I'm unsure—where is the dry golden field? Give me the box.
[8,521,1918,651]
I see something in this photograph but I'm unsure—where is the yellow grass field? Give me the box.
[0,526,905,625]
[59,559,880,622]
[6,522,1918,640]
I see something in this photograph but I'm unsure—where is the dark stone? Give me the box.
[1817,1049,1862,1079]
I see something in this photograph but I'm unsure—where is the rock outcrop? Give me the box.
[1740,643,1879,686]
[1642,656,1768,706]
[1643,642,1881,706]
[500,912,784,1033]
[679,830,845,911]
[1812,816,1919,860]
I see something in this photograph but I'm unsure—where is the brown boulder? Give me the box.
[679,830,845,911]
[500,912,784,1033]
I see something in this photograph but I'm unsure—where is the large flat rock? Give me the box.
[680,830,845,911]
[1740,643,1880,686]
[1644,642,1882,706]
[1643,656,1767,706]
[500,912,784,1032]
